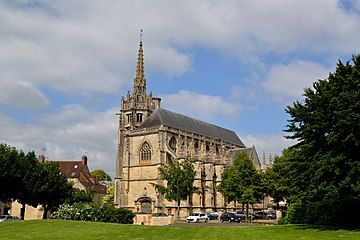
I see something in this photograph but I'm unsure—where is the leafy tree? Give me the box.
[91,169,112,182]
[32,162,73,219]
[102,184,115,206]
[264,148,292,207]
[66,189,95,205]
[152,158,197,220]
[285,55,360,203]
[0,144,72,219]
[0,144,22,202]
[218,152,263,219]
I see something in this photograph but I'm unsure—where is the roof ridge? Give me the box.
[139,108,245,146]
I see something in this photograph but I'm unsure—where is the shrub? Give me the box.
[284,199,360,227]
[52,203,135,224]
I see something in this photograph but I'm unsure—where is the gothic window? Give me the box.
[216,146,220,155]
[206,144,210,153]
[140,142,151,161]
[194,141,199,154]
[169,136,177,152]
[136,113,143,123]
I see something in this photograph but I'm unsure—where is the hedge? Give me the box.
[52,203,135,224]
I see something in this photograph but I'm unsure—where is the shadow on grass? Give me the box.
[292,224,360,232]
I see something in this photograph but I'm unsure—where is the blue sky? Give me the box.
[1,0,360,175]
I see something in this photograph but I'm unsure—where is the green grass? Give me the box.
[0,220,358,240]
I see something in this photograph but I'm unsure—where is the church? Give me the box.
[114,39,261,217]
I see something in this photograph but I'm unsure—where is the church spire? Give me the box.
[133,30,146,97]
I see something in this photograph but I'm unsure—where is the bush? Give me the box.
[284,199,360,227]
[52,203,135,224]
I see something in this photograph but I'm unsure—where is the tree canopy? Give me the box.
[283,55,360,226]
[218,152,263,217]
[0,143,72,219]
[152,158,197,219]
[90,169,112,182]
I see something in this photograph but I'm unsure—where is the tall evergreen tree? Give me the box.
[285,55,360,203]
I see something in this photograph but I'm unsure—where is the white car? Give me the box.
[186,212,209,223]
[0,215,20,222]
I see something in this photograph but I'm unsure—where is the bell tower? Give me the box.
[115,31,161,207]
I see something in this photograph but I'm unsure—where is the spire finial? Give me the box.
[133,31,146,96]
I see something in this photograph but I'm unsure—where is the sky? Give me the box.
[1,0,360,176]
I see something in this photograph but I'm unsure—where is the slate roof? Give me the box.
[139,108,245,146]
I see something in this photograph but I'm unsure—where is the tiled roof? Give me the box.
[47,160,89,178]
[139,108,245,146]
[47,158,106,194]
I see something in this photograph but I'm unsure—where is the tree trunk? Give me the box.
[20,203,25,220]
[176,200,181,221]
[189,194,193,214]
[42,205,48,219]
[246,203,249,221]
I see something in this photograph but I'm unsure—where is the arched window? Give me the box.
[140,142,151,161]
[206,144,210,153]
[169,136,177,152]
[194,141,199,154]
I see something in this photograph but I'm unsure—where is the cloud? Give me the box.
[162,90,242,121]
[39,104,91,126]
[0,107,118,176]
[241,133,297,161]
[1,0,360,97]
[262,60,331,101]
[0,78,49,110]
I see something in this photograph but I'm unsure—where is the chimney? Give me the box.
[38,155,45,163]
[82,155,88,166]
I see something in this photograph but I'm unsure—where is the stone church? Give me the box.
[114,39,260,217]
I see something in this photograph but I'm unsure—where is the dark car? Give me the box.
[206,212,219,220]
[235,210,254,221]
[253,211,274,220]
[220,212,241,223]
[267,211,276,219]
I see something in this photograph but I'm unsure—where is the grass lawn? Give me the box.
[0,220,359,240]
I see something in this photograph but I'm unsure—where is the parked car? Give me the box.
[206,212,219,220]
[235,210,254,221]
[187,212,209,223]
[253,211,275,220]
[267,211,276,219]
[0,215,20,223]
[220,212,241,223]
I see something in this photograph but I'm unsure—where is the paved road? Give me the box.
[172,219,276,227]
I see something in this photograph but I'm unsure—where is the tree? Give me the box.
[0,144,72,219]
[32,162,73,219]
[66,189,95,205]
[264,148,292,207]
[218,152,263,219]
[91,169,112,182]
[102,184,115,206]
[152,158,197,220]
[284,55,360,226]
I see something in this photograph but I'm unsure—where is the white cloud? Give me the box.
[1,0,360,97]
[39,104,91,126]
[162,90,242,121]
[262,60,331,100]
[241,133,297,162]
[0,78,49,110]
[0,107,118,177]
